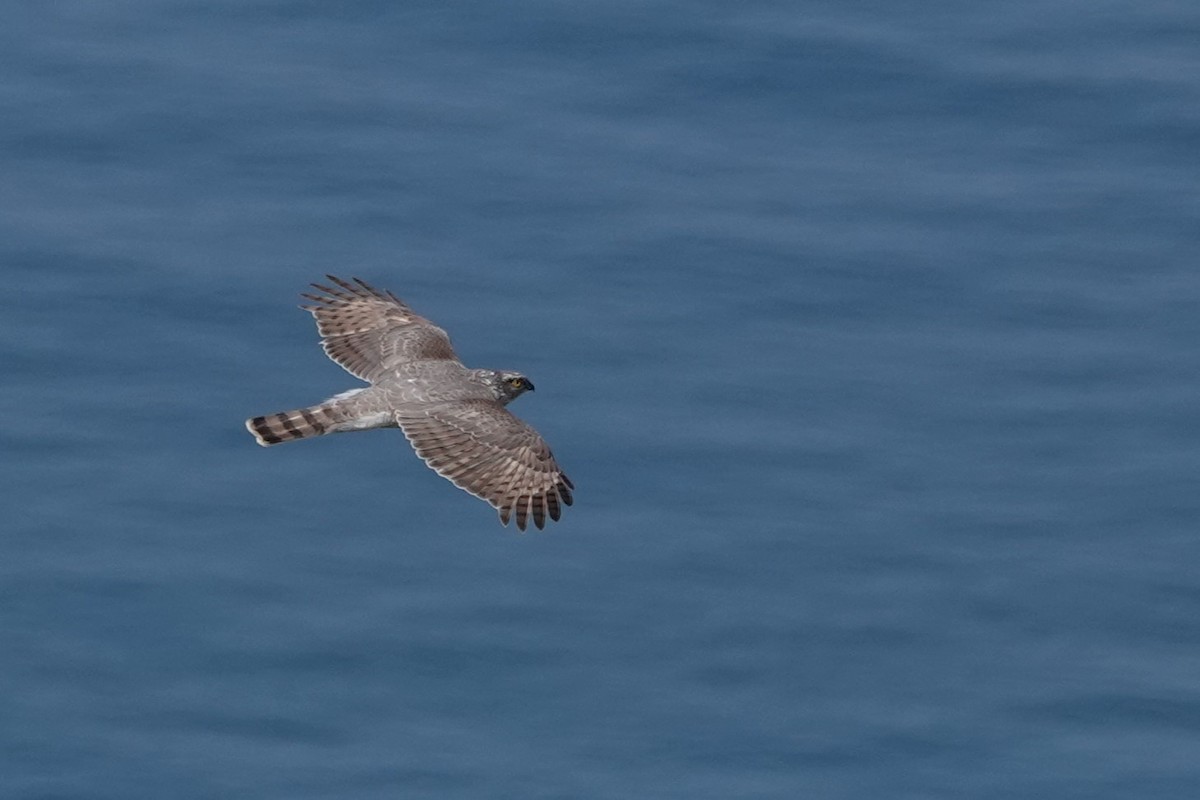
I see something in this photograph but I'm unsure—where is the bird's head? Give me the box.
[490,370,536,405]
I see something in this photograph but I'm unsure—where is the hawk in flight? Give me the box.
[246,276,573,531]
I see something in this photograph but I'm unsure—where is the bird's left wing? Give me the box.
[301,276,459,383]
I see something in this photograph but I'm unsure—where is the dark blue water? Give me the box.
[4,2,1200,797]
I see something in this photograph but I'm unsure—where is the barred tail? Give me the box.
[245,403,346,447]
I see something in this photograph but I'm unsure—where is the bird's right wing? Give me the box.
[395,400,574,531]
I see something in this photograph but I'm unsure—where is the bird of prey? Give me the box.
[245,276,573,531]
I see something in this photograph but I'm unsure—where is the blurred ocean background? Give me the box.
[3,2,1199,798]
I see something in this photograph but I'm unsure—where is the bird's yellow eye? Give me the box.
[508,377,524,388]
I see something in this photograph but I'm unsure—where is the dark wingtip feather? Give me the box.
[309,281,340,298]
[515,495,530,531]
[326,275,359,294]
[353,277,383,296]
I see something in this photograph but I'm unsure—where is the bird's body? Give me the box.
[246,276,573,530]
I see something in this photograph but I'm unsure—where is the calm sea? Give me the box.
[3,2,1199,798]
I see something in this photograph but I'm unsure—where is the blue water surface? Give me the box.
[3,2,1200,798]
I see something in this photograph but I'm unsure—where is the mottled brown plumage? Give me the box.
[246,276,573,531]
